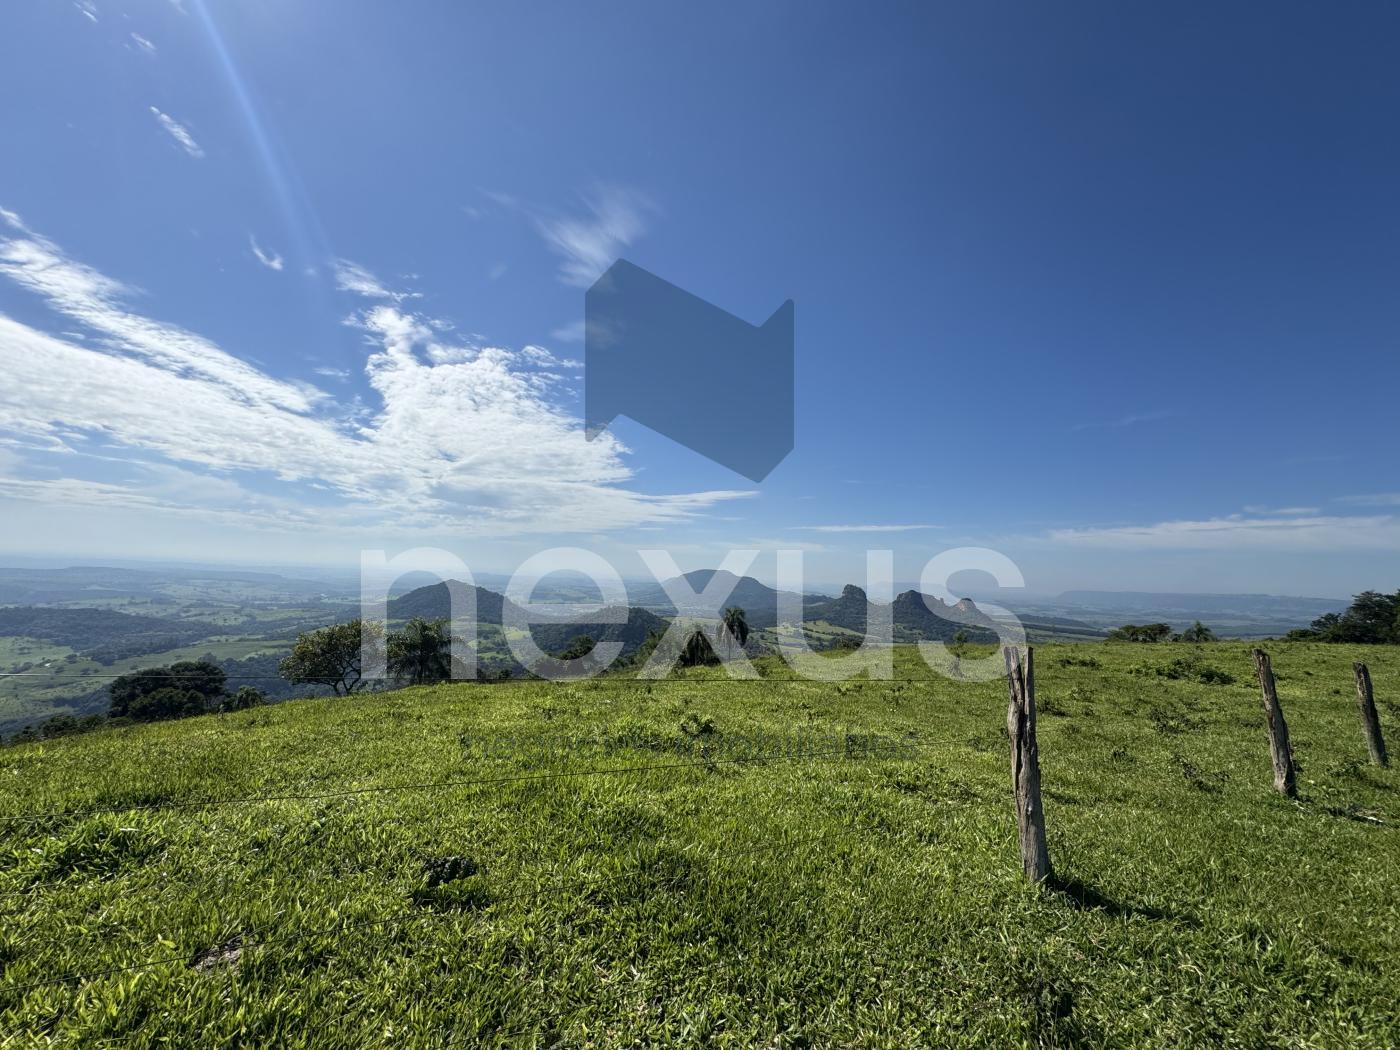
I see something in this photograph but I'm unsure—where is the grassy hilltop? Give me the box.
[0,642,1397,1046]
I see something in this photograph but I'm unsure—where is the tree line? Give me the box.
[21,591,1399,745]
[1287,590,1400,644]
[1106,621,1217,643]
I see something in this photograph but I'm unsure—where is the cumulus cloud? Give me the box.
[149,106,203,158]
[0,210,749,538]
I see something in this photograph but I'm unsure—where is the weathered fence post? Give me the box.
[1251,649,1297,798]
[1353,663,1388,767]
[1004,646,1051,882]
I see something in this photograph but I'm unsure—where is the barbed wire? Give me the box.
[1,673,947,680]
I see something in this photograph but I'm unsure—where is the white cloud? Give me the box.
[537,187,653,287]
[1242,505,1320,516]
[519,345,582,370]
[75,1,98,23]
[131,32,157,54]
[313,366,350,381]
[332,259,421,302]
[249,235,283,271]
[0,209,317,412]
[551,320,586,343]
[796,524,943,533]
[1047,513,1400,551]
[0,213,751,539]
[1071,410,1172,432]
[1336,492,1400,507]
[149,107,204,159]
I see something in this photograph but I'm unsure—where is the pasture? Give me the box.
[0,642,1396,1046]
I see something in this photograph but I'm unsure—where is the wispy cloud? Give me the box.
[551,320,586,343]
[130,32,157,55]
[0,209,314,411]
[796,524,943,533]
[1071,410,1172,432]
[75,1,98,23]
[0,210,750,538]
[312,366,350,381]
[1335,492,1400,507]
[332,259,420,302]
[1242,504,1320,516]
[519,345,582,370]
[149,107,203,159]
[249,235,284,271]
[1048,512,1400,551]
[536,187,653,288]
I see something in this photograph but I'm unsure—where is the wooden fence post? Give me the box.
[1353,663,1388,767]
[1004,646,1051,882]
[1251,649,1297,798]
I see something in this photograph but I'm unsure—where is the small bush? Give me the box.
[1131,654,1235,685]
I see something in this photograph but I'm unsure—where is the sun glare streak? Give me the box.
[187,0,330,272]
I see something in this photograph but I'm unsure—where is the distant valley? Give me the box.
[0,563,1344,736]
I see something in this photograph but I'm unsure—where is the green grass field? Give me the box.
[1,642,1396,1046]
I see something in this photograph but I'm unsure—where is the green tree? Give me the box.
[721,606,750,653]
[109,660,227,722]
[1296,591,1400,644]
[531,634,599,679]
[280,619,383,696]
[38,714,82,738]
[128,687,208,722]
[1107,623,1174,643]
[387,617,452,686]
[556,634,597,661]
[1178,621,1217,643]
[679,630,719,668]
[221,685,268,712]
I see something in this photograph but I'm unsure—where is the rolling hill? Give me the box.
[0,642,1394,1043]
[385,581,667,661]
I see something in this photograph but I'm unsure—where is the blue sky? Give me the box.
[1,0,1398,597]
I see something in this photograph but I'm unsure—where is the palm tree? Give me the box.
[1179,621,1216,643]
[679,630,719,668]
[721,606,750,656]
[387,617,452,685]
